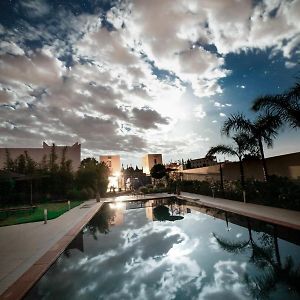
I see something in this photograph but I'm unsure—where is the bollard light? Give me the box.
[243,191,246,203]
[44,208,47,224]
[68,200,71,210]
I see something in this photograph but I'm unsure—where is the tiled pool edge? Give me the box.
[0,202,104,300]
[179,195,300,231]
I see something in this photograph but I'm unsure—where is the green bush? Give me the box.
[156,182,165,188]
[139,186,148,194]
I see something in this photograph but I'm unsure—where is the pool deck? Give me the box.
[178,192,300,231]
[1,192,300,300]
[0,199,103,300]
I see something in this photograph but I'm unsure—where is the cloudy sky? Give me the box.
[0,0,299,166]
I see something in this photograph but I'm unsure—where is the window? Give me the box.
[154,159,157,164]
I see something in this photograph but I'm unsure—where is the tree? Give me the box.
[16,154,26,174]
[24,151,37,174]
[206,133,256,189]
[76,158,109,197]
[49,143,58,172]
[252,81,300,129]
[150,164,166,179]
[186,159,192,169]
[222,112,281,181]
[80,157,99,169]
[4,149,14,171]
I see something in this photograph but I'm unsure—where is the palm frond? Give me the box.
[221,113,253,136]
[252,81,300,129]
[252,95,286,113]
[206,145,237,158]
[212,233,249,254]
[255,113,282,145]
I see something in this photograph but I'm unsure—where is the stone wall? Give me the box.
[181,152,300,181]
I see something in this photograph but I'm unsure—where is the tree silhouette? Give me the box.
[213,224,300,299]
[222,112,281,181]
[150,164,166,179]
[252,81,300,129]
[206,133,256,189]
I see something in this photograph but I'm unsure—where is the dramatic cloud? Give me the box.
[0,0,299,163]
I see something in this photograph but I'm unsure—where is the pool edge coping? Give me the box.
[0,202,104,300]
[178,195,300,231]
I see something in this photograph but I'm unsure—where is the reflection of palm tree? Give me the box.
[222,113,281,181]
[213,223,300,299]
[213,220,270,268]
[245,256,300,299]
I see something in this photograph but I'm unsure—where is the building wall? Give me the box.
[100,155,121,175]
[190,156,217,168]
[142,154,163,175]
[0,142,81,171]
[181,152,300,182]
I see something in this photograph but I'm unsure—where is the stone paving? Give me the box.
[179,192,300,231]
[0,199,102,298]
[1,192,300,299]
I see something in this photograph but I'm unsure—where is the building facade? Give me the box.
[99,155,121,176]
[189,156,217,169]
[0,142,81,171]
[181,152,300,182]
[142,154,163,175]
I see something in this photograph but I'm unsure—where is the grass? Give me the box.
[0,201,83,227]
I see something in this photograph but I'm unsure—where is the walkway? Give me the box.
[0,199,102,299]
[179,192,300,231]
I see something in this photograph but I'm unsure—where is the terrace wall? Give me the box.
[182,152,300,182]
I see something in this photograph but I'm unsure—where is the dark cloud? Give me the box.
[131,107,169,129]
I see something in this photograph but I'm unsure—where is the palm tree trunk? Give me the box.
[258,137,268,182]
[219,162,224,196]
[247,218,253,243]
[238,157,245,189]
[273,225,282,268]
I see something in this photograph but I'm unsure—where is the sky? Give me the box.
[0,0,299,167]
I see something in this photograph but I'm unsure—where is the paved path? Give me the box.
[179,192,300,231]
[0,199,102,297]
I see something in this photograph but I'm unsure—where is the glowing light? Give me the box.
[109,202,125,209]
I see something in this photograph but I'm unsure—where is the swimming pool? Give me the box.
[24,198,300,299]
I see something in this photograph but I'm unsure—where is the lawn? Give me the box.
[0,201,83,227]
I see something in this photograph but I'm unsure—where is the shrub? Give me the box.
[139,186,148,194]
[179,176,300,210]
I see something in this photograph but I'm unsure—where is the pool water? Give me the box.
[25,198,300,300]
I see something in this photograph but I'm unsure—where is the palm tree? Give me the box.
[222,112,281,181]
[206,133,256,189]
[252,81,300,129]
